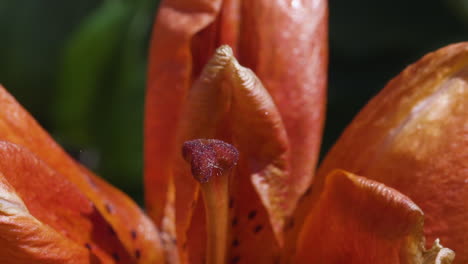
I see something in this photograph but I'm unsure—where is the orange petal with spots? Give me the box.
[0,85,164,263]
[294,170,454,264]
[145,0,225,233]
[0,141,132,263]
[0,171,89,264]
[82,170,163,263]
[146,1,327,262]
[145,1,229,260]
[313,42,468,263]
[238,0,328,201]
[174,46,289,263]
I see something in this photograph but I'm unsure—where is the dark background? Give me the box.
[0,0,466,203]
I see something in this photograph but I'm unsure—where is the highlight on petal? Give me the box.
[0,174,89,264]
[164,45,290,262]
[144,1,226,259]
[0,85,164,263]
[0,141,131,263]
[185,45,292,263]
[311,42,468,263]
[184,45,292,235]
[146,0,328,262]
[293,170,454,264]
[83,172,163,263]
[145,0,225,230]
[239,0,328,201]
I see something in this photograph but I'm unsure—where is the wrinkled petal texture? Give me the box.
[146,1,226,260]
[0,85,163,263]
[178,46,290,263]
[238,0,328,200]
[0,164,88,264]
[0,141,130,263]
[146,0,327,262]
[295,170,454,264]
[314,43,468,263]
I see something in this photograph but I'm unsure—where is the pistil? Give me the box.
[182,139,239,264]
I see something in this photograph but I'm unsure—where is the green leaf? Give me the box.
[55,0,133,146]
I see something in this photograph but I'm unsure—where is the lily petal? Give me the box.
[294,170,454,264]
[0,141,130,263]
[0,85,164,263]
[177,46,290,263]
[312,43,468,262]
[146,1,327,261]
[145,0,224,232]
[82,170,163,263]
[0,172,89,264]
[239,0,328,201]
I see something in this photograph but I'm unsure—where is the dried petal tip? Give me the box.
[422,239,455,264]
[182,139,239,183]
[215,45,233,57]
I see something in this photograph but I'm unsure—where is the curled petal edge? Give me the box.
[0,84,164,263]
[175,45,291,248]
[293,170,454,264]
[313,42,468,262]
[0,173,90,264]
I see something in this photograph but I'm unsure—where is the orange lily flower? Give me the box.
[0,0,464,264]
[146,0,462,263]
[0,85,164,263]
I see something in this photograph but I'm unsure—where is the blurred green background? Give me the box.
[0,0,466,203]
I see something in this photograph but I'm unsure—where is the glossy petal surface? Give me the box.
[0,85,163,263]
[178,46,290,263]
[146,1,327,262]
[145,0,224,229]
[239,0,328,201]
[0,141,127,263]
[313,43,468,263]
[295,170,454,264]
[0,168,89,264]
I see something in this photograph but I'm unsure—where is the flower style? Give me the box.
[0,0,466,263]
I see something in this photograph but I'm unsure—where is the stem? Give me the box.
[182,139,239,264]
[200,169,230,264]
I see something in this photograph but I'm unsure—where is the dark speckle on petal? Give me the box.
[231,217,238,227]
[231,255,240,264]
[274,256,281,264]
[112,252,120,262]
[232,238,239,248]
[105,203,113,214]
[285,218,295,231]
[108,226,117,236]
[247,210,257,220]
[131,229,137,240]
[253,224,263,233]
